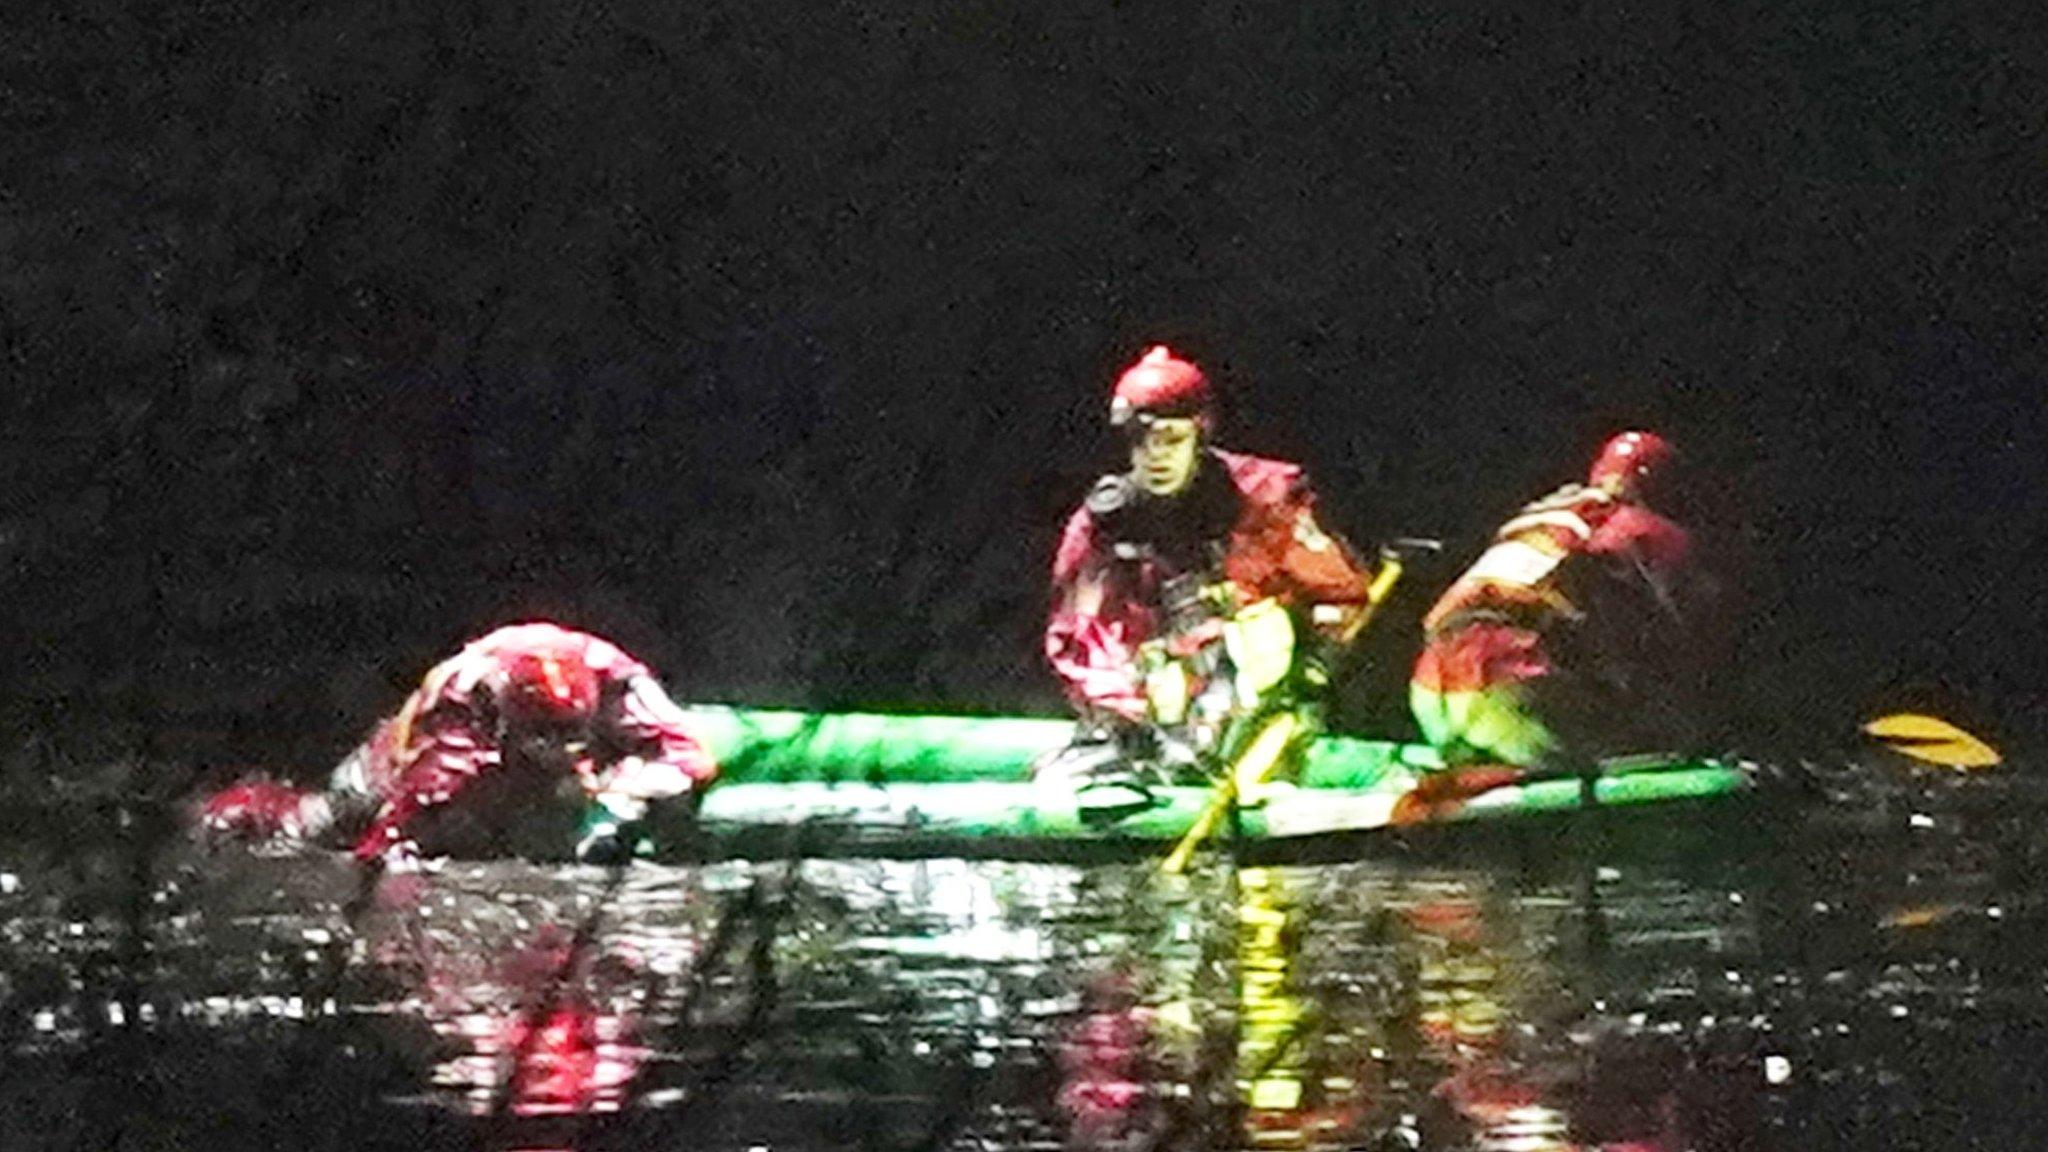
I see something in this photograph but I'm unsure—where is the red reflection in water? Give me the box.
[1057,969,1156,1145]
[497,1004,641,1116]
[391,917,656,1118]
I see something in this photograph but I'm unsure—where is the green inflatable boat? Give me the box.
[666,706,1757,859]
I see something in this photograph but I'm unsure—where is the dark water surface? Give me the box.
[4,762,2045,1151]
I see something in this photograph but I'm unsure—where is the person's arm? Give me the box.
[348,719,497,864]
[1046,506,1151,722]
[1274,483,1384,644]
[1589,506,1694,628]
[195,778,333,847]
[573,673,716,862]
[592,674,718,801]
[1047,567,1152,722]
[195,720,399,849]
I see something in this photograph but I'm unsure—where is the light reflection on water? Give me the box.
[5,762,2047,1150]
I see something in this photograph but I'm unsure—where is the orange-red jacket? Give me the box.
[1414,485,1692,696]
[1045,450,1374,717]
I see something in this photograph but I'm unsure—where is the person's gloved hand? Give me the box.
[1297,647,1334,692]
[575,823,634,866]
[196,779,326,847]
[599,757,690,802]
[575,788,657,865]
[1163,619,1226,661]
[1148,728,1204,777]
[1200,580,1241,614]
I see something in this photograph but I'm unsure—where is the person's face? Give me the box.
[1129,417,1202,496]
[500,715,591,776]
[1594,467,1641,502]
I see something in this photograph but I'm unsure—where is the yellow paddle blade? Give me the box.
[1863,713,2002,769]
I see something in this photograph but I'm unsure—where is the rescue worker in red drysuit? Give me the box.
[1407,431,1710,796]
[1042,345,1386,803]
[200,622,716,864]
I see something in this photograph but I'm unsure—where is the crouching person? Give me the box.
[199,621,716,865]
[1405,431,1720,817]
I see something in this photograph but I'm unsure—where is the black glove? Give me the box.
[575,822,635,866]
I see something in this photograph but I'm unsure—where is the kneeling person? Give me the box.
[1042,346,1391,811]
[1409,431,1714,788]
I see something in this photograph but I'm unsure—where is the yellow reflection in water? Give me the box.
[1238,866,1310,1148]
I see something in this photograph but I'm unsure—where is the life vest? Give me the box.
[1422,484,1615,637]
[1047,451,1372,716]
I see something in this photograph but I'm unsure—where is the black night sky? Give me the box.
[3,1,2043,781]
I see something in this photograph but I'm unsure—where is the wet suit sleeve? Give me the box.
[1045,606,1151,721]
[349,709,498,863]
[595,674,718,799]
[1574,507,1718,746]
[1045,505,1150,721]
[1272,480,1381,644]
[572,673,716,863]
[1587,506,1695,629]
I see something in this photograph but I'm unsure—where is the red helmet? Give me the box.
[498,650,601,722]
[1588,430,1676,497]
[1109,345,1211,427]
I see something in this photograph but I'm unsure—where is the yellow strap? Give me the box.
[1231,711,1300,797]
[1145,659,1191,725]
[1223,598,1297,704]
[1338,554,1405,644]
[386,655,465,770]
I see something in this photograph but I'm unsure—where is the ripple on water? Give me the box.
[3,759,2044,1149]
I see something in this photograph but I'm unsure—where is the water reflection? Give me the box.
[11,762,2048,1150]
[0,848,1765,1150]
[1056,963,1156,1147]
[1236,867,1316,1145]
[427,923,649,1116]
